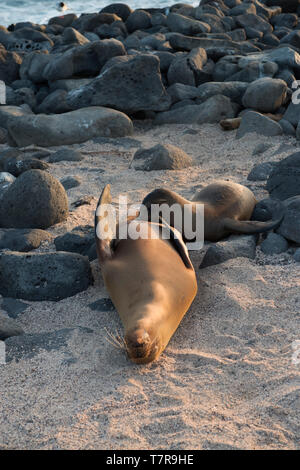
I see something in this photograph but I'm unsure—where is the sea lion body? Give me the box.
[95,186,197,364]
[143,180,282,242]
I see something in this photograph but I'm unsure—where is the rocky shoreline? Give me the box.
[0,1,300,450]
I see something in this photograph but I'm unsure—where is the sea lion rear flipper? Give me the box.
[159,216,194,270]
[222,215,283,235]
[95,184,114,263]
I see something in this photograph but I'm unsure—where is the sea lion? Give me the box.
[142,180,283,242]
[95,184,197,364]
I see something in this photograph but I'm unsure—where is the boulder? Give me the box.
[196,81,248,105]
[54,226,94,257]
[0,151,50,176]
[0,312,24,341]
[166,12,211,35]
[242,78,287,113]
[266,152,300,200]
[260,233,289,255]
[20,40,126,83]
[0,105,33,130]
[155,94,237,124]
[247,162,277,181]
[0,251,93,301]
[125,10,152,33]
[167,47,207,87]
[235,13,273,35]
[200,235,257,268]
[132,143,193,171]
[0,170,69,229]
[37,89,72,114]
[0,48,22,85]
[236,111,283,138]
[1,298,28,319]
[276,196,300,243]
[7,107,133,147]
[101,4,133,22]
[66,55,171,114]
[265,0,300,13]
[0,228,52,251]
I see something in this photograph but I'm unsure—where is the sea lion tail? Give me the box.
[95,184,114,262]
[222,215,283,235]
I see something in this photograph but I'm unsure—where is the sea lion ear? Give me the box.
[95,184,115,263]
[159,217,194,270]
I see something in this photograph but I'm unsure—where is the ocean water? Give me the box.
[1,0,199,27]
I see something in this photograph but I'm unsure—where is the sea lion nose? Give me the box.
[125,329,151,350]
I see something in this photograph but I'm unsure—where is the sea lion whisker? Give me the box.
[104,327,126,351]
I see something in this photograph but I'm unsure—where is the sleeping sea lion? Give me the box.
[95,184,197,364]
[142,180,283,242]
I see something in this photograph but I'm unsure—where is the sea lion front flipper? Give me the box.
[222,215,284,235]
[159,217,194,270]
[95,184,114,263]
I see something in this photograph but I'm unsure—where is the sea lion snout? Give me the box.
[125,328,160,364]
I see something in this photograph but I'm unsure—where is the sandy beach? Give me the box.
[0,122,299,450]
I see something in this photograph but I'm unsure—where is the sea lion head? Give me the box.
[125,328,162,364]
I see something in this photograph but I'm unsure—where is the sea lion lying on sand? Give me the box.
[95,184,197,364]
[142,180,283,242]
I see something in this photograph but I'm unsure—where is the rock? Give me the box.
[265,0,300,13]
[252,198,284,222]
[167,47,207,87]
[0,170,69,229]
[236,111,283,138]
[0,48,22,85]
[7,107,133,147]
[0,105,32,130]
[0,251,93,301]
[166,12,211,35]
[0,228,52,251]
[237,47,300,73]
[252,142,273,156]
[279,119,296,136]
[294,248,300,262]
[1,298,28,319]
[155,94,237,125]
[21,40,126,83]
[200,235,257,268]
[72,195,94,208]
[0,127,8,144]
[37,89,72,114]
[61,176,81,190]
[67,55,171,114]
[283,100,300,128]
[6,87,36,110]
[4,327,93,362]
[267,152,300,200]
[54,226,94,256]
[167,83,199,103]
[48,13,78,28]
[276,196,300,243]
[260,232,289,255]
[132,143,193,171]
[0,312,24,341]
[48,148,83,163]
[125,10,152,33]
[248,162,277,181]
[62,27,90,46]
[0,171,16,196]
[242,78,287,113]
[271,13,298,29]
[49,78,93,93]
[101,3,133,22]
[0,152,50,177]
[169,32,259,55]
[235,14,273,35]
[227,60,278,82]
[220,117,241,130]
[196,81,248,105]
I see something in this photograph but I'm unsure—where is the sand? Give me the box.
[0,122,299,450]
